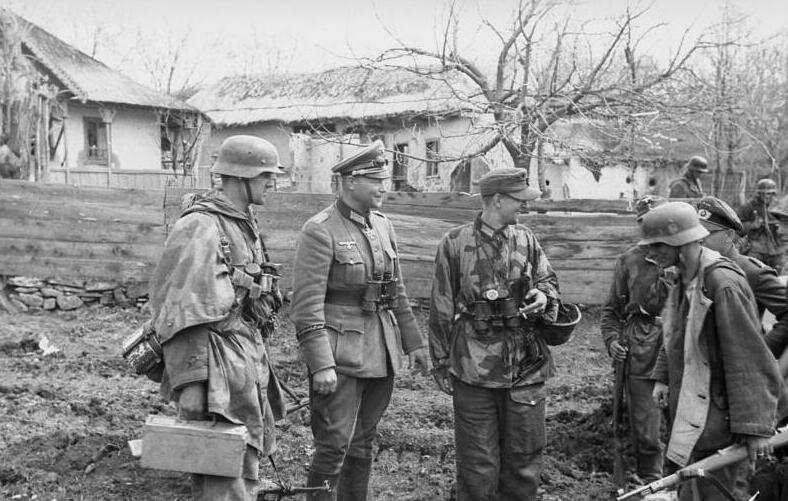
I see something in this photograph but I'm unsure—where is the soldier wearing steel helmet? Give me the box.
[601,195,669,484]
[639,202,782,501]
[290,140,430,501]
[738,178,784,272]
[148,135,287,500]
[428,167,579,501]
[668,156,708,199]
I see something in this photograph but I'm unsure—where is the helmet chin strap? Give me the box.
[244,178,254,206]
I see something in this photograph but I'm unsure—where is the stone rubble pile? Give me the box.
[4,276,148,312]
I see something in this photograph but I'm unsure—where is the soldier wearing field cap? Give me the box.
[696,196,788,354]
[291,140,430,501]
[668,155,708,199]
[429,167,579,500]
[601,195,669,484]
[738,178,784,272]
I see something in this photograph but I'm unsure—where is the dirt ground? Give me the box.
[0,303,633,501]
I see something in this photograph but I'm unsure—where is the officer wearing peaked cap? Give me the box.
[291,140,429,500]
[695,196,788,357]
[669,155,708,199]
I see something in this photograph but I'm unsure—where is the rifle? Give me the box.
[617,424,788,500]
[612,353,628,489]
[256,480,331,500]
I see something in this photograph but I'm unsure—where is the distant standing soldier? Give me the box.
[738,178,784,272]
[601,195,668,484]
[668,156,708,199]
[148,135,286,500]
[290,140,430,501]
[429,167,580,501]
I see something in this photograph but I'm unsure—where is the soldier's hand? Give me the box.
[408,347,431,377]
[652,382,669,409]
[743,435,774,468]
[521,288,547,315]
[608,340,628,362]
[312,367,337,396]
[431,366,454,396]
[177,382,207,420]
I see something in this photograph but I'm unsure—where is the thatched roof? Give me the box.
[11,12,196,112]
[188,66,481,126]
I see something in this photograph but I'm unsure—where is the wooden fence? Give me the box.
[2,180,644,304]
[47,167,203,190]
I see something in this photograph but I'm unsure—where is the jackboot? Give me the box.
[336,456,372,501]
[306,469,339,501]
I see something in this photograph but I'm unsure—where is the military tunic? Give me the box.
[668,175,704,198]
[291,199,424,474]
[600,245,667,481]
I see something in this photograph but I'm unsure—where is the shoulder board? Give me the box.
[307,209,331,225]
[370,210,387,219]
[744,255,769,269]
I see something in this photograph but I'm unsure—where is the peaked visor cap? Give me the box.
[696,196,744,235]
[332,140,390,179]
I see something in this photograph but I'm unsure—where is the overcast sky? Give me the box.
[3,0,787,90]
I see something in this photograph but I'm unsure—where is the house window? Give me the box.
[426,140,439,178]
[393,142,409,191]
[84,118,108,164]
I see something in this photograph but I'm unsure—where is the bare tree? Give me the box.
[366,0,710,185]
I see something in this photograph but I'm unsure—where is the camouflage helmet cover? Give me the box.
[638,201,709,246]
[211,135,284,178]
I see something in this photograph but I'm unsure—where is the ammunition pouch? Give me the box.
[467,297,524,332]
[231,262,283,338]
[121,321,164,382]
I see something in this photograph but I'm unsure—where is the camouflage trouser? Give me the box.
[191,445,260,501]
[309,373,394,475]
[452,378,545,501]
[627,377,663,482]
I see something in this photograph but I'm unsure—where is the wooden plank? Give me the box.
[0,237,164,263]
[1,196,163,226]
[1,179,163,208]
[0,216,165,244]
[1,255,154,282]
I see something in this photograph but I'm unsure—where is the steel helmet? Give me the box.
[685,155,709,173]
[538,302,581,346]
[638,201,709,246]
[634,195,667,222]
[211,135,284,178]
[756,178,778,195]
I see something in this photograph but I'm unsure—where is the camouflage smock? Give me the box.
[428,213,560,388]
[149,191,283,456]
[600,245,668,379]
